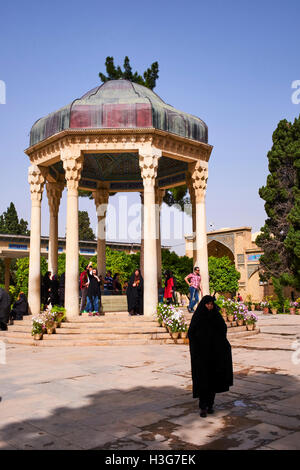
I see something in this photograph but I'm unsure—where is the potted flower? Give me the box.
[245,312,258,330]
[170,321,180,340]
[224,299,236,322]
[44,308,56,334]
[52,306,66,328]
[178,316,189,339]
[290,301,298,315]
[260,301,270,314]
[269,299,279,315]
[166,308,186,340]
[296,298,300,315]
[31,315,44,340]
[235,305,247,326]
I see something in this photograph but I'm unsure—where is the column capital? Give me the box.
[28,165,45,202]
[190,160,208,203]
[93,187,110,208]
[62,154,83,192]
[139,147,161,187]
[46,181,64,216]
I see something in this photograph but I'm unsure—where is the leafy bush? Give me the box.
[208,256,240,295]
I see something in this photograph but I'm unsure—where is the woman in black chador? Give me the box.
[188,295,233,418]
[41,271,52,307]
[10,292,29,321]
[126,269,144,315]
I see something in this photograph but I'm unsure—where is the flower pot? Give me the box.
[290,308,296,315]
[180,331,188,339]
[297,309,300,315]
[55,321,61,328]
[246,323,254,331]
[237,319,244,326]
[171,332,179,340]
[221,307,226,315]
[231,320,237,327]
[263,307,269,314]
[47,327,56,335]
[227,315,234,322]
[271,309,278,315]
[251,305,255,311]
[33,333,43,340]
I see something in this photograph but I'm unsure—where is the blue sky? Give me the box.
[0,0,299,255]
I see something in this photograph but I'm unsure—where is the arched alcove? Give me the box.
[207,240,235,263]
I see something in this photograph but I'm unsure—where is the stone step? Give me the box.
[0,337,169,347]
[0,330,170,340]
[6,324,164,334]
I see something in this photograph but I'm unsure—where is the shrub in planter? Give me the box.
[245,312,258,330]
[31,314,45,340]
[269,299,280,314]
[289,301,299,314]
[260,301,270,314]
[51,306,66,326]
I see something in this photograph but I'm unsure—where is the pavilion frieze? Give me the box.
[25,128,213,167]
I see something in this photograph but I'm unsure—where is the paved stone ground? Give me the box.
[0,312,299,450]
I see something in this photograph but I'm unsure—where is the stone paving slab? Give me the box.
[265,431,300,450]
[0,314,299,450]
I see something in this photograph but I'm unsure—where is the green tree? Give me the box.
[57,253,88,277]
[99,56,159,90]
[208,256,240,295]
[98,247,140,284]
[78,211,95,241]
[256,116,300,298]
[163,185,190,211]
[0,202,29,235]
[14,257,47,297]
[161,249,193,294]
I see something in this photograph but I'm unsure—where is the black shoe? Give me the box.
[207,407,214,414]
[200,409,207,418]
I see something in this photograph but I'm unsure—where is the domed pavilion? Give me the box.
[25,79,213,317]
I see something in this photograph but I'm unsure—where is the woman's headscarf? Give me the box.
[129,269,143,286]
[195,295,216,315]
[188,295,218,334]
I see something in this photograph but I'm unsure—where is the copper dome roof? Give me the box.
[30,80,208,146]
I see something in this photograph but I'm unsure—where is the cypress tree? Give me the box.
[78,211,95,241]
[256,116,300,296]
[0,202,29,235]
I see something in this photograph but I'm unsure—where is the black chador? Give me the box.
[188,295,233,414]
[126,270,144,315]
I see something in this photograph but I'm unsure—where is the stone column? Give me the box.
[155,187,165,286]
[139,192,144,277]
[93,188,109,278]
[46,182,64,276]
[62,152,83,318]
[191,161,209,296]
[28,165,45,315]
[186,170,197,268]
[139,147,161,316]
[4,258,11,293]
